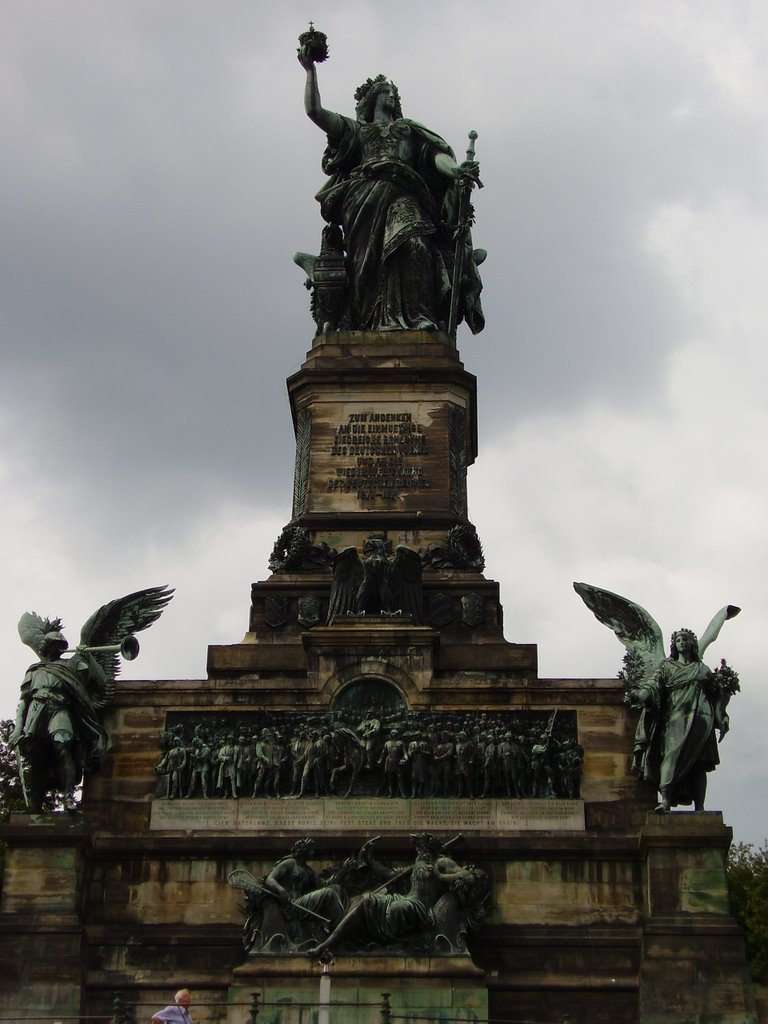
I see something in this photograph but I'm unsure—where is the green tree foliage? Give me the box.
[0,720,25,819]
[0,719,26,885]
[727,841,768,981]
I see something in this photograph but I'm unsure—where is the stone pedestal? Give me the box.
[638,812,758,1024]
[287,330,477,551]
[0,813,89,1021]
[228,954,487,1024]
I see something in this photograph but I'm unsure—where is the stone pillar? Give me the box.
[638,812,757,1024]
[0,813,89,1020]
[228,954,488,1024]
[286,330,478,553]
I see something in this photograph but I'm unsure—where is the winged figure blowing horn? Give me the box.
[10,585,173,812]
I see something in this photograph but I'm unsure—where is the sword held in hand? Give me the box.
[448,132,483,338]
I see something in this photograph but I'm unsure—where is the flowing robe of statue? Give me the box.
[265,850,347,926]
[307,834,491,955]
[356,858,435,943]
[311,852,435,954]
[316,116,484,334]
[635,657,719,806]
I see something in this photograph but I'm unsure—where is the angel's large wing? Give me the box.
[79,585,174,682]
[699,604,741,657]
[388,546,423,624]
[327,548,364,624]
[573,582,665,677]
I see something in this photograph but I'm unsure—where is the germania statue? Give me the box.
[295,25,485,337]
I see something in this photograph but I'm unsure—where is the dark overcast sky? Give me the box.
[2,1,766,844]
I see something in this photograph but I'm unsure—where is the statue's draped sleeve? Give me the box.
[317,115,361,223]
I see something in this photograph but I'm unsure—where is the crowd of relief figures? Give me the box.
[156,703,582,802]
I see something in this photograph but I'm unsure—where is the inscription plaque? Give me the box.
[238,801,323,831]
[149,798,585,833]
[150,799,237,831]
[307,399,458,514]
[414,798,494,831]
[495,799,585,831]
[328,798,411,831]
[327,410,432,503]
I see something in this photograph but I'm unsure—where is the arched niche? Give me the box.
[332,677,406,717]
[319,660,425,709]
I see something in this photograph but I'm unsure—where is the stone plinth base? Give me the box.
[638,811,758,1024]
[228,955,487,1024]
[0,813,90,1021]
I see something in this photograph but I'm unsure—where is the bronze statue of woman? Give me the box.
[298,31,484,335]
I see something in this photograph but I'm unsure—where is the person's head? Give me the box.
[671,628,699,660]
[175,989,191,1007]
[371,83,397,121]
[354,74,403,123]
[410,832,442,861]
[40,629,69,660]
[291,837,315,862]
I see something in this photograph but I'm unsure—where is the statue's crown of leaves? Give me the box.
[672,627,698,643]
[354,73,388,104]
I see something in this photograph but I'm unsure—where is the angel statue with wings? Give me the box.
[9,585,173,812]
[574,583,740,814]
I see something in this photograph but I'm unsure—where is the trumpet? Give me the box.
[68,635,140,661]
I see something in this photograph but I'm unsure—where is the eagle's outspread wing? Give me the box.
[327,548,364,623]
[389,545,424,624]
